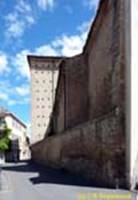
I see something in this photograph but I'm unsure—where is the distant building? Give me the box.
[0,107,30,161]
[0,116,7,164]
[28,56,63,143]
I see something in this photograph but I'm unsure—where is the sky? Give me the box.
[0,0,100,133]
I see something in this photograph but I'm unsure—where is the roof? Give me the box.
[0,111,27,129]
[27,55,65,70]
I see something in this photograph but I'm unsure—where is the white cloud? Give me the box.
[35,45,58,56]
[52,34,86,56]
[4,0,56,40]
[77,20,91,33]
[0,52,9,74]
[52,20,90,57]
[0,17,92,109]
[13,19,91,79]
[7,20,24,38]
[0,92,9,101]
[5,0,35,40]
[13,45,58,79]
[13,50,31,79]
[0,78,30,107]
[15,85,29,96]
[0,80,12,95]
[15,0,32,13]
[85,0,100,11]
[37,0,54,10]
[13,32,85,79]
[8,99,17,106]
[8,97,30,106]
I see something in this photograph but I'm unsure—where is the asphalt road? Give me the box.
[0,161,137,200]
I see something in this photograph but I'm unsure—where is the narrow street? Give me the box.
[0,161,137,200]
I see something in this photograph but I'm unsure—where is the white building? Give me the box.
[126,0,138,189]
[0,108,30,161]
[28,56,62,144]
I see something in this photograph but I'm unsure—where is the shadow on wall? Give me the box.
[2,160,109,188]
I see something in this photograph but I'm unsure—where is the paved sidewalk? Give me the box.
[0,162,137,200]
[0,169,10,191]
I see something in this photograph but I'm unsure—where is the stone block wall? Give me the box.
[64,55,88,129]
[31,0,127,188]
[51,54,88,134]
[31,109,126,187]
[84,0,125,120]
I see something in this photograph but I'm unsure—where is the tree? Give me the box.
[0,125,11,152]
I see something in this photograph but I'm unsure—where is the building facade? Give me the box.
[28,56,63,143]
[0,108,30,161]
[28,0,138,190]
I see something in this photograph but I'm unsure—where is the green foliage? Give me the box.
[0,125,11,152]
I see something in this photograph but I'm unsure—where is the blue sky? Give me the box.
[0,0,99,133]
